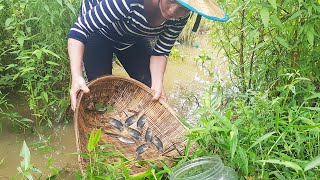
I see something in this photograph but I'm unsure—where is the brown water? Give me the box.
[0,34,228,179]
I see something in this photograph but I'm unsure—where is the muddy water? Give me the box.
[0,34,228,178]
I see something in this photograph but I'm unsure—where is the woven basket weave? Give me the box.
[74,75,189,175]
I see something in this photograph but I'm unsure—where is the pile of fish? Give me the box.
[104,109,164,158]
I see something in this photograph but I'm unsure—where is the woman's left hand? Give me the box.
[151,82,167,101]
[150,55,168,102]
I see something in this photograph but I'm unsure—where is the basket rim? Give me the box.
[73,75,185,175]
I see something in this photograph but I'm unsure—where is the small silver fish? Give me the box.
[105,132,120,138]
[137,116,146,129]
[109,118,124,131]
[124,115,136,127]
[153,135,163,152]
[136,143,148,157]
[127,127,142,140]
[118,136,135,144]
[145,127,152,144]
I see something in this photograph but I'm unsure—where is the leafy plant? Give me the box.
[15,141,42,179]
[187,75,320,179]
[210,0,320,93]
[14,141,60,180]
[0,0,80,126]
[76,129,189,179]
[169,46,185,61]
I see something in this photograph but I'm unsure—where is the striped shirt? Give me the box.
[67,0,189,56]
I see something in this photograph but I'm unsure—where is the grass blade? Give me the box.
[249,131,276,150]
[258,159,302,172]
[304,156,320,171]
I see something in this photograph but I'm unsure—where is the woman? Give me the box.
[68,0,228,111]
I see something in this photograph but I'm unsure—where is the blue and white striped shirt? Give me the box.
[67,0,189,56]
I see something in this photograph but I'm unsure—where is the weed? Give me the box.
[14,141,60,180]
[187,75,320,179]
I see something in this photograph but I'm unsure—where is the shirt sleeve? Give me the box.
[152,14,189,56]
[67,0,132,44]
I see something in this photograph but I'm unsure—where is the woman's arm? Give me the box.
[150,55,168,101]
[68,38,90,111]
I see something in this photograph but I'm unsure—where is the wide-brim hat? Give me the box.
[176,0,228,22]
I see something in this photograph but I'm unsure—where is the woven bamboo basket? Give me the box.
[74,75,190,175]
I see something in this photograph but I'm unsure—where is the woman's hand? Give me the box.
[150,55,168,101]
[70,76,90,111]
[151,81,167,101]
[68,38,88,111]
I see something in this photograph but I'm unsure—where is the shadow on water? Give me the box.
[0,33,228,178]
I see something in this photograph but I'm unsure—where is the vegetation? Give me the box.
[0,0,78,127]
[0,0,319,179]
[191,0,320,179]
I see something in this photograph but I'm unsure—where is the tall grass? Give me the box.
[0,0,80,126]
[187,74,320,179]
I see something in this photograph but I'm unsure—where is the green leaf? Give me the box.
[249,131,276,150]
[260,7,270,29]
[304,156,320,171]
[21,67,36,74]
[87,129,101,153]
[5,18,13,27]
[21,118,34,123]
[268,0,277,10]
[32,50,42,59]
[230,126,238,160]
[276,37,290,49]
[42,92,49,103]
[93,129,102,149]
[46,61,60,66]
[306,26,314,46]
[55,0,63,6]
[225,109,232,120]
[87,131,95,153]
[17,35,25,47]
[20,141,31,171]
[270,15,283,27]
[238,147,249,175]
[288,11,303,21]
[120,160,130,179]
[25,172,34,180]
[258,159,302,172]
[304,93,320,100]
[0,157,5,165]
[50,166,59,176]
[305,107,320,111]
[42,49,61,59]
[65,1,76,15]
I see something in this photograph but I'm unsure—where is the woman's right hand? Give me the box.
[68,38,87,111]
[70,76,90,111]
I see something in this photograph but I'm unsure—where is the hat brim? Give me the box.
[176,0,229,22]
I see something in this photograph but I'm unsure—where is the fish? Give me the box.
[136,116,146,129]
[136,143,148,157]
[153,135,163,152]
[109,118,124,131]
[105,132,120,138]
[145,127,152,144]
[118,136,136,144]
[127,127,142,140]
[124,115,136,127]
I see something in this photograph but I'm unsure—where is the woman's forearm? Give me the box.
[150,55,168,100]
[68,38,85,79]
[150,55,167,86]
